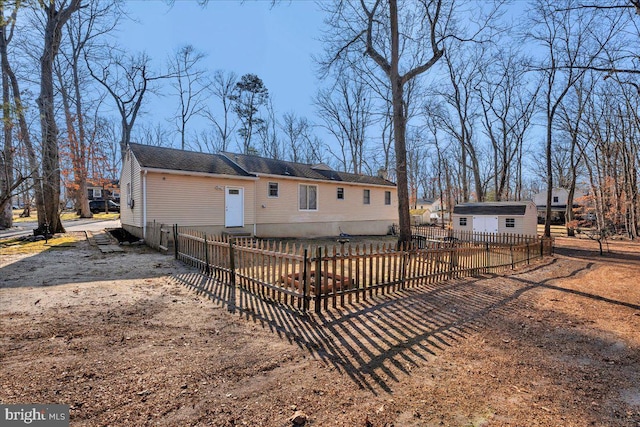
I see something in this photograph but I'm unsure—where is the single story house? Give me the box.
[452,201,538,236]
[120,143,398,239]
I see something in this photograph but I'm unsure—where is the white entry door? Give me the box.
[473,216,498,234]
[225,187,244,227]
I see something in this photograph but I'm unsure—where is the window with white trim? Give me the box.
[299,184,317,210]
[268,182,279,198]
[92,188,102,198]
[363,189,370,205]
[506,218,515,228]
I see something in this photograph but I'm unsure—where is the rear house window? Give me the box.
[459,217,467,226]
[299,184,317,210]
[268,182,278,197]
[385,191,391,205]
[363,189,370,205]
[337,187,344,200]
[506,218,515,228]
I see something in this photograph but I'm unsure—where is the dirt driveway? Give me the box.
[1,234,639,426]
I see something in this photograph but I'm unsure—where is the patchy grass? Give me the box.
[0,234,78,256]
[12,210,119,223]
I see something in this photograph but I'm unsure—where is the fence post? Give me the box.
[203,233,210,276]
[527,242,530,265]
[540,239,544,258]
[173,224,179,259]
[302,249,309,313]
[314,246,322,314]
[510,244,514,269]
[228,238,236,313]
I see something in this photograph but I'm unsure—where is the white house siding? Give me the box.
[254,177,398,237]
[533,188,569,207]
[119,152,143,237]
[144,172,256,235]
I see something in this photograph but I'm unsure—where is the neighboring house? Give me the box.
[411,198,446,225]
[532,188,582,224]
[452,201,538,236]
[120,143,398,239]
[87,180,120,203]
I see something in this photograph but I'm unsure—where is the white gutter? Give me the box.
[142,170,147,239]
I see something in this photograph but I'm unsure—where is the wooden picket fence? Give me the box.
[411,225,539,245]
[172,225,553,314]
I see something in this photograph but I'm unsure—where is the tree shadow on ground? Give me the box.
[171,255,611,393]
[0,238,176,289]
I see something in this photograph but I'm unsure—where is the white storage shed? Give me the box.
[452,201,538,236]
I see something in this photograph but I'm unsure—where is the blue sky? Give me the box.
[116,1,326,148]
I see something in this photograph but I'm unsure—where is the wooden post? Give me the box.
[173,224,179,259]
[204,234,210,275]
[302,249,309,312]
[315,247,322,314]
[510,244,514,269]
[228,238,236,313]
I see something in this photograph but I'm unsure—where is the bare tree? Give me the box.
[168,44,208,150]
[477,48,539,201]
[319,0,500,243]
[258,98,281,159]
[315,73,372,173]
[36,0,85,234]
[529,0,619,237]
[0,2,41,222]
[204,69,237,152]
[87,50,169,159]
[55,1,117,218]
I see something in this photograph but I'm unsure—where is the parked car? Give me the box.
[89,200,120,213]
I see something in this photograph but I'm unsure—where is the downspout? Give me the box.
[253,179,257,236]
[142,170,148,239]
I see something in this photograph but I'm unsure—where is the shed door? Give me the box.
[473,216,498,234]
[225,187,244,227]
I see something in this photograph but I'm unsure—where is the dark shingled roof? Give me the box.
[453,202,529,216]
[222,152,396,186]
[129,143,253,177]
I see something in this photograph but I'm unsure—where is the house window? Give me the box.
[385,191,391,205]
[337,187,344,200]
[299,184,317,210]
[506,218,515,228]
[363,189,370,205]
[92,188,102,198]
[553,196,559,203]
[268,182,279,198]
[126,183,132,207]
[459,217,467,226]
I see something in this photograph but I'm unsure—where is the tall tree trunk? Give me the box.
[0,33,13,229]
[37,0,82,234]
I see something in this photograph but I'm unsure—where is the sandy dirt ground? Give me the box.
[1,233,639,426]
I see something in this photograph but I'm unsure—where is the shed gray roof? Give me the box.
[222,152,396,186]
[129,143,254,177]
[453,202,529,216]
